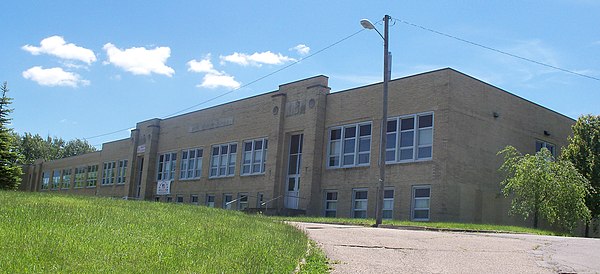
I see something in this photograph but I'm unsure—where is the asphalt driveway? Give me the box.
[291,222,600,273]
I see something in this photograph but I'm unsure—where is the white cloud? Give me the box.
[187,56,240,90]
[22,36,96,65]
[290,44,310,55]
[22,66,90,87]
[103,43,175,77]
[220,51,296,67]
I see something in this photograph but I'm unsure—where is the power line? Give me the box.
[83,28,366,142]
[395,18,600,82]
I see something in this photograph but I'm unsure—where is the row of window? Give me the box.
[324,185,431,221]
[41,160,127,190]
[155,192,265,211]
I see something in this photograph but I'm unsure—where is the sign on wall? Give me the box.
[156,180,171,195]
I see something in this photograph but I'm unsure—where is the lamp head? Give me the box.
[360,19,375,30]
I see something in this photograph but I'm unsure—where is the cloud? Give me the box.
[290,44,310,55]
[22,36,96,65]
[103,43,175,77]
[22,66,90,87]
[187,56,240,89]
[220,51,296,67]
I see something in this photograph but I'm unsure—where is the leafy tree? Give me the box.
[15,133,96,164]
[0,82,22,190]
[561,114,600,236]
[498,146,591,231]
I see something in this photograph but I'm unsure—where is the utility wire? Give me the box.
[395,18,600,82]
[84,28,367,142]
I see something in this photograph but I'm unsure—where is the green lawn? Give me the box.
[275,216,565,236]
[0,191,320,273]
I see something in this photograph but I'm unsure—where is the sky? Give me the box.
[2,1,599,148]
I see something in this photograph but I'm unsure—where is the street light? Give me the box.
[361,15,391,227]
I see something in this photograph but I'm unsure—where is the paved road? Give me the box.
[291,222,600,273]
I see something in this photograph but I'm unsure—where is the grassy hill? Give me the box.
[0,191,312,273]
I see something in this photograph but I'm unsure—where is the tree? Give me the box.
[498,146,591,231]
[15,133,96,164]
[0,82,22,190]
[561,114,600,236]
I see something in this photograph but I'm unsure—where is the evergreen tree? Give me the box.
[0,82,22,190]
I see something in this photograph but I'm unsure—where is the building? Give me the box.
[20,68,574,226]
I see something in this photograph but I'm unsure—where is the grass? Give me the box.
[274,216,566,236]
[0,191,321,273]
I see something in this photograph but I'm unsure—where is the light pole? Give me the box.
[361,15,391,227]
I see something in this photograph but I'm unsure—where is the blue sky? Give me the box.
[2,1,599,148]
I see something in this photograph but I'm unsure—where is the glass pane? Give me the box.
[343,155,354,165]
[383,210,393,219]
[359,124,371,136]
[413,209,429,219]
[400,149,413,160]
[343,139,355,153]
[383,200,393,209]
[330,129,341,140]
[242,165,250,174]
[358,153,369,164]
[288,155,298,174]
[326,192,337,200]
[290,135,300,154]
[263,140,268,149]
[212,147,219,155]
[329,156,339,167]
[326,201,337,210]
[386,150,396,162]
[254,140,262,150]
[189,150,195,158]
[535,141,543,152]
[244,141,252,151]
[230,144,237,153]
[387,120,397,132]
[221,145,228,154]
[344,126,356,138]
[400,131,414,147]
[386,133,396,149]
[418,129,433,145]
[414,199,429,209]
[253,150,262,163]
[243,151,252,164]
[418,147,432,159]
[384,190,394,198]
[288,178,296,191]
[418,114,433,128]
[401,118,415,130]
[330,140,341,155]
[197,149,203,157]
[355,191,368,199]
[252,164,261,173]
[325,211,336,217]
[358,138,370,152]
[354,201,367,210]
[414,188,430,198]
[354,211,367,218]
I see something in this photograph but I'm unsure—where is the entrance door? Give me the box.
[135,157,144,198]
[285,134,303,209]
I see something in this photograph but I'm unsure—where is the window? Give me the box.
[52,170,60,189]
[223,194,233,210]
[386,113,434,163]
[181,148,203,180]
[191,194,199,205]
[206,195,215,207]
[74,167,86,188]
[41,171,50,190]
[176,195,184,204]
[352,189,368,218]
[157,152,177,181]
[257,192,264,208]
[238,193,249,210]
[383,189,394,220]
[242,138,268,175]
[536,140,555,156]
[324,191,338,217]
[117,160,128,184]
[61,169,71,189]
[210,143,237,178]
[412,186,431,221]
[86,165,98,187]
[102,162,116,185]
[328,122,372,168]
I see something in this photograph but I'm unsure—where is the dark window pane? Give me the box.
[343,139,355,153]
[254,140,262,150]
[344,126,356,138]
[244,142,253,151]
[384,190,394,198]
[386,133,396,149]
[359,124,371,136]
[221,145,228,154]
[355,190,368,199]
[358,138,370,152]
[418,147,432,159]
[386,150,396,162]
[358,153,369,164]
[343,155,354,165]
[330,129,341,140]
[212,147,219,155]
[198,149,203,157]
[413,209,429,219]
[383,211,393,219]
[418,115,433,128]
[264,140,268,149]
[329,156,339,167]
[288,155,298,174]
[387,120,397,132]
[414,188,430,198]
[290,135,300,154]
[326,192,337,200]
[400,149,413,160]
[288,178,296,191]
[230,144,237,153]
[401,118,415,130]
[400,132,414,147]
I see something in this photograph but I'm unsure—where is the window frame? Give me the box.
[535,140,556,156]
[157,152,177,181]
[352,188,368,218]
[324,190,338,218]
[237,193,249,210]
[180,148,203,180]
[411,185,431,221]
[41,171,50,190]
[190,194,199,205]
[116,159,128,185]
[206,194,215,207]
[327,121,372,169]
[61,168,72,189]
[383,188,394,220]
[241,138,268,176]
[86,165,98,188]
[52,170,60,189]
[209,143,237,178]
[74,166,86,188]
[102,161,116,185]
[223,193,233,210]
[386,112,434,164]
